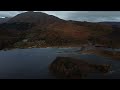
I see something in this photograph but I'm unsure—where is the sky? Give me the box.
[0,11,120,22]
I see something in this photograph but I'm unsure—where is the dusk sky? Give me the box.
[0,11,120,22]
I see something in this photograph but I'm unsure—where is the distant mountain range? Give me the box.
[0,11,119,49]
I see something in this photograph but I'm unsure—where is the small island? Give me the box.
[49,57,111,79]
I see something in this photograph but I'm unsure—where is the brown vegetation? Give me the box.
[0,11,120,50]
[49,57,111,79]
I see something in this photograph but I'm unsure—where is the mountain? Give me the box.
[0,11,119,49]
[7,11,64,25]
[7,12,91,44]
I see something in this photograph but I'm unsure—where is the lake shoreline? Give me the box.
[80,49,120,60]
[1,45,83,51]
[1,44,120,52]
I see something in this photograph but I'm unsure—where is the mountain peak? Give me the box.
[7,11,64,24]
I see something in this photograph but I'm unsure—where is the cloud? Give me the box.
[42,11,120,22]
[0,11,120,22]
[42,11,89,20]
[0,11,25,18]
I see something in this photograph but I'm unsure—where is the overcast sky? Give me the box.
[0,11,120,22]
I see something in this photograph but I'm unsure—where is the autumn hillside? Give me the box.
[0,11,119,49]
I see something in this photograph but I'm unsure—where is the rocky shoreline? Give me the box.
[80,49,120,60]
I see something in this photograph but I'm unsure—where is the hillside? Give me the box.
[0,11,119,49]
[0,17,11,24]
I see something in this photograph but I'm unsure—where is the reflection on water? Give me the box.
[0,47,119,79]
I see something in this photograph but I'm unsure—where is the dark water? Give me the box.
[0,47,120,79]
